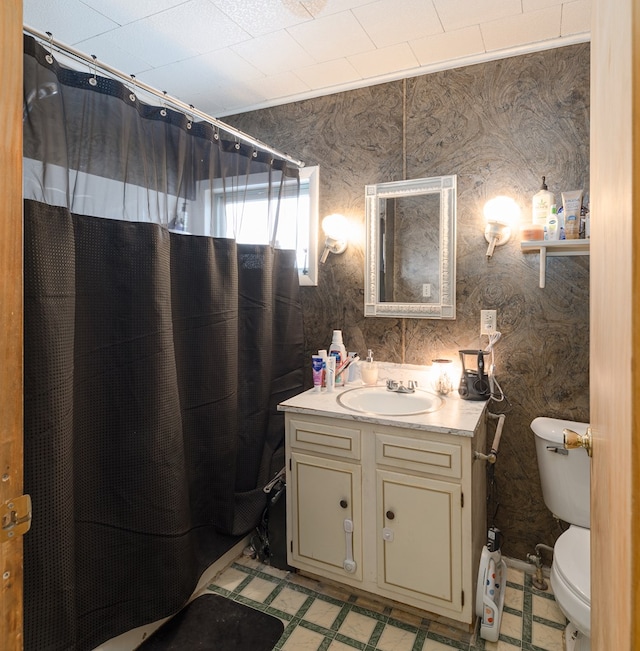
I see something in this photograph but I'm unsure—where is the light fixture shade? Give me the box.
[483,196,520,258]
[483,196,520,226]
[320,213,348,263]
[322,213,348,239]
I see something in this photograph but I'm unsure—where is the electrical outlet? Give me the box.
[480,309,497,335]
[422,283,431,298]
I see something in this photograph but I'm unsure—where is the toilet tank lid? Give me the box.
[530,417,590,444]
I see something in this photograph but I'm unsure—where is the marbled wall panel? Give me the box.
[226,43,590,562]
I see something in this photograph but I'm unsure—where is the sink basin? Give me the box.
[337,386,443,416]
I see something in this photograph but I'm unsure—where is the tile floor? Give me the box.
[207,554,567,651]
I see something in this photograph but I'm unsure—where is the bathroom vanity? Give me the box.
[278,381,488,627]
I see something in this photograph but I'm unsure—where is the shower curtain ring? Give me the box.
[45,31,54,64]
[186,105,194,130]
[160,91,168,117]
[88,55,98,86]
[128,75,137,102]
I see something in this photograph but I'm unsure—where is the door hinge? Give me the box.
[289,458,292,471]
[290,540,293,553]
[461,590,465,607]
[461,493,464,508]
[1,494,32,542]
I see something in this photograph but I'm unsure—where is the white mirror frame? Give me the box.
[364,175,457,319]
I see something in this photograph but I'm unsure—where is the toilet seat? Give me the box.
[550,525,590,637]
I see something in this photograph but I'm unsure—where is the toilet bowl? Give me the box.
[531,417,591,651]
[551,525,590,650]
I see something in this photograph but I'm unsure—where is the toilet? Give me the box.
[531,417,591,651]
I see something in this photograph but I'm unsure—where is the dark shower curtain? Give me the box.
[22,35,304,651]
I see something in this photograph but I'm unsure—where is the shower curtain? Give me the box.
[22,35,304,651]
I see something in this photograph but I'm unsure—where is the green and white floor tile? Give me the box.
[207,555,567,651]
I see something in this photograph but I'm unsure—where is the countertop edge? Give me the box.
[278,389,487,438]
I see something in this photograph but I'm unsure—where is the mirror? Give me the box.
[364,175,456,319]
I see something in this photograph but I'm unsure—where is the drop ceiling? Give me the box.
[23,0,590,118]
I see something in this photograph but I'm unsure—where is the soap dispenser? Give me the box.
[532,176,554,228]
[361,349,379,386]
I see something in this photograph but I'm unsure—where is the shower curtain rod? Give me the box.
[23,24,305,169]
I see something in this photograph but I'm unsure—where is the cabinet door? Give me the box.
[289,452,362,580]
[376,469,462,612]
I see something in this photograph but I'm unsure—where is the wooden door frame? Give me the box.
[0,1,24,650]
[3,2,640,649]
[590,0,639,648]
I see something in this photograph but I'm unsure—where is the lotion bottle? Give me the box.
[532,176,554,228]
[361,349,379,386]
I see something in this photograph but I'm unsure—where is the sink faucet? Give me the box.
[386,379,418,394]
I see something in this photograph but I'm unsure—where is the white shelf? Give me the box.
[520,239,590,288]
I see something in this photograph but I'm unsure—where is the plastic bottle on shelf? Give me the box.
[546,205,559,240]
[532,176,554,230]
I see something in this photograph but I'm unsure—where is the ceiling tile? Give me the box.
[212,0,314,36]
[433,0,522,32]
[481,5,562,51]
[523,0,562,9]
[141,49,265,100]
[410,25,486,67]
[294,57,362,89]
[287,10,375,62]
[79,0,189,26]
[24,0,118,44]
[74,31,157,73]
[353,0,442,49]
[303,0,387,18]
[250,71,312,100]
[23,0,592,118]
[210,80,270,112]
[348,43,419,78]
[561,0,591,36]
[107,0,251,67]
[232,30,316,75]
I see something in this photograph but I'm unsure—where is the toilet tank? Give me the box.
[531,417,590,528]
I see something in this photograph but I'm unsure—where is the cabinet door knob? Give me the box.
[386,510,395,520]
[340,499,348,509]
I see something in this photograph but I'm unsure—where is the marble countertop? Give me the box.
[278,363,487,437]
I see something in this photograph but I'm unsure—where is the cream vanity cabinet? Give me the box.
[286,416,363,580]
[284,409,487,626]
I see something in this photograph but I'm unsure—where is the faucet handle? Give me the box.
[386,379,398,390]
[407,380,418,390]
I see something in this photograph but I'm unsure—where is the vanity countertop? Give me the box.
[278,385,487,437]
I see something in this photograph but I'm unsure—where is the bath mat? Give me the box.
[138,593,284,650]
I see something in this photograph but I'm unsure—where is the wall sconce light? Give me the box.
[320,213,349,263]
[483,196,520,258]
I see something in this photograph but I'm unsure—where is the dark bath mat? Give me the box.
[138,593,284,650]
